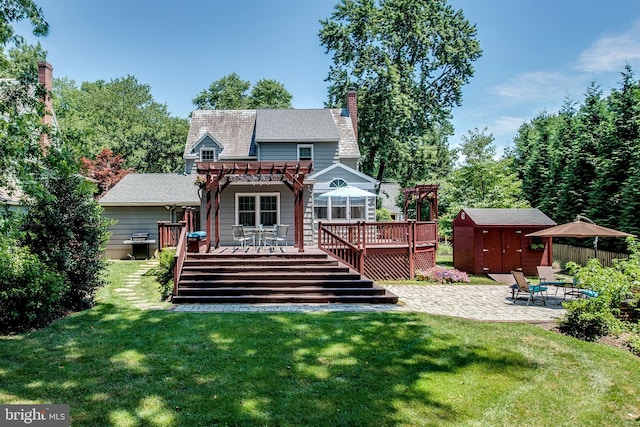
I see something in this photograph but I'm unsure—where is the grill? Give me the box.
[130,232,149,241]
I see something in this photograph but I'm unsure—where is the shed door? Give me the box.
[482,229,503,272]
[482,229,522,273]
[501,230,522,272]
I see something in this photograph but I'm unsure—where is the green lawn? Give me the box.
[1,261,639,426]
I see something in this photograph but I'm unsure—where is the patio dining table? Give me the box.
[245,226,275,247]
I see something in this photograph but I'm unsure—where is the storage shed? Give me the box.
[453,208,556,275]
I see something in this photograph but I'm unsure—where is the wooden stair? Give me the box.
[172,251,398,304]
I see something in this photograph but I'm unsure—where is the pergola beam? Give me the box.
[197,161,313,251]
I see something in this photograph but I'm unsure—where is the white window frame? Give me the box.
[235,192,281,226]
[297,144,314,161]
[201,148,216,161]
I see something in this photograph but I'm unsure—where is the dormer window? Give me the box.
[201,148,215,161]
[297,144,313,161]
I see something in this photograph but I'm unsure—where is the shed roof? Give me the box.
[99,173,200,206]
[460,208,556,226]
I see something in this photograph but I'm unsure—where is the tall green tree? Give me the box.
[590,65,640,229]
[319,0,482,185]
[0,42,46,81]
[0,0,48,193]
[193,72,293,110]
[0,0,48,46]
[556,83,610,224]
[439,128,528,238]
[53,76,189,172]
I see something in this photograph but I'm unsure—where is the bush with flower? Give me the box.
[416,266,470,283]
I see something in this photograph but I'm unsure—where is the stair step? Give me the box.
[184,259,339,267]
[178,279,375,288]
[182,265,349,273]
[180,272,362,281]
[172,292,399,304]
[174,251,398,305]
[177,286,389,296]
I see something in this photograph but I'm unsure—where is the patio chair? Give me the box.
[512,271,548,306]
[264,224,289,248]
[536,266,571,297]
[574,277,599,299]
[232,225,254,249]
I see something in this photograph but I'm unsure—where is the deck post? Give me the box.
[409,220,416,278]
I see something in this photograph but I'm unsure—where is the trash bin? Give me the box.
[187,231,207,253]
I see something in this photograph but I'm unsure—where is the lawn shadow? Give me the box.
[0,304,540,426]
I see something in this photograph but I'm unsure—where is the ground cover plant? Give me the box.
[1,261,639,426]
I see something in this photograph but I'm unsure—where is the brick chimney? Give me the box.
[38,61,53,148]
[346,87,358,141]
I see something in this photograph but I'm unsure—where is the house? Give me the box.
[378,182,403,220]
[101,89,378,256]
[99,173,200,259]
[452,208,556,275]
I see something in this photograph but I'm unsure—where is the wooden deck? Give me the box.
[171,246,398,304]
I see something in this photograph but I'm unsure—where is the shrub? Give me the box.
[560,237,638,341]
[375,208,392,222]
[627,325,640,356]
[559,297,622,341]
[155,248,176,300]
[0,238,68,333]
[21,173,112,311]
[437,241,453,255]
[416,266,470,283]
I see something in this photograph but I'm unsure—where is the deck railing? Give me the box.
[158,221,185,251]
[318,223,364,272]
[173,224,188,297]
[318,221,438,273]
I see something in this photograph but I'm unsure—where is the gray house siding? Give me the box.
[259,141,340,171]
[104,206,171,259]
[211,183,295,246]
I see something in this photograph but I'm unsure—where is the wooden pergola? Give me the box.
[402,184,439,221]
[196,161,313,252]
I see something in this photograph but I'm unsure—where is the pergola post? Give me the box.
[197,161,312,251]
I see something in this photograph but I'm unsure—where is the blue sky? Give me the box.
[18,0,640,155]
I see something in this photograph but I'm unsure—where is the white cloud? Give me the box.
[492,72,578,104]
[577,20,640,73]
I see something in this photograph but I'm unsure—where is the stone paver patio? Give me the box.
[169,284,566,322]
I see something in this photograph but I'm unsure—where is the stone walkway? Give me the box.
[169,284,566,322]
[121,259,566,322]
[115,259,167,310]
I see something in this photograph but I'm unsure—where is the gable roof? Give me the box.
[255,109,339,142]
[309,162,377,188]
[330,109,359,158]
[185,110,257,159]
[99,173,200,206]
[460,208,556,226]
[184,108,360,160]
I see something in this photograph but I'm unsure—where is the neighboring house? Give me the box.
[452,208,556,275]
[378,182,403,221]
[101,89,377,255]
